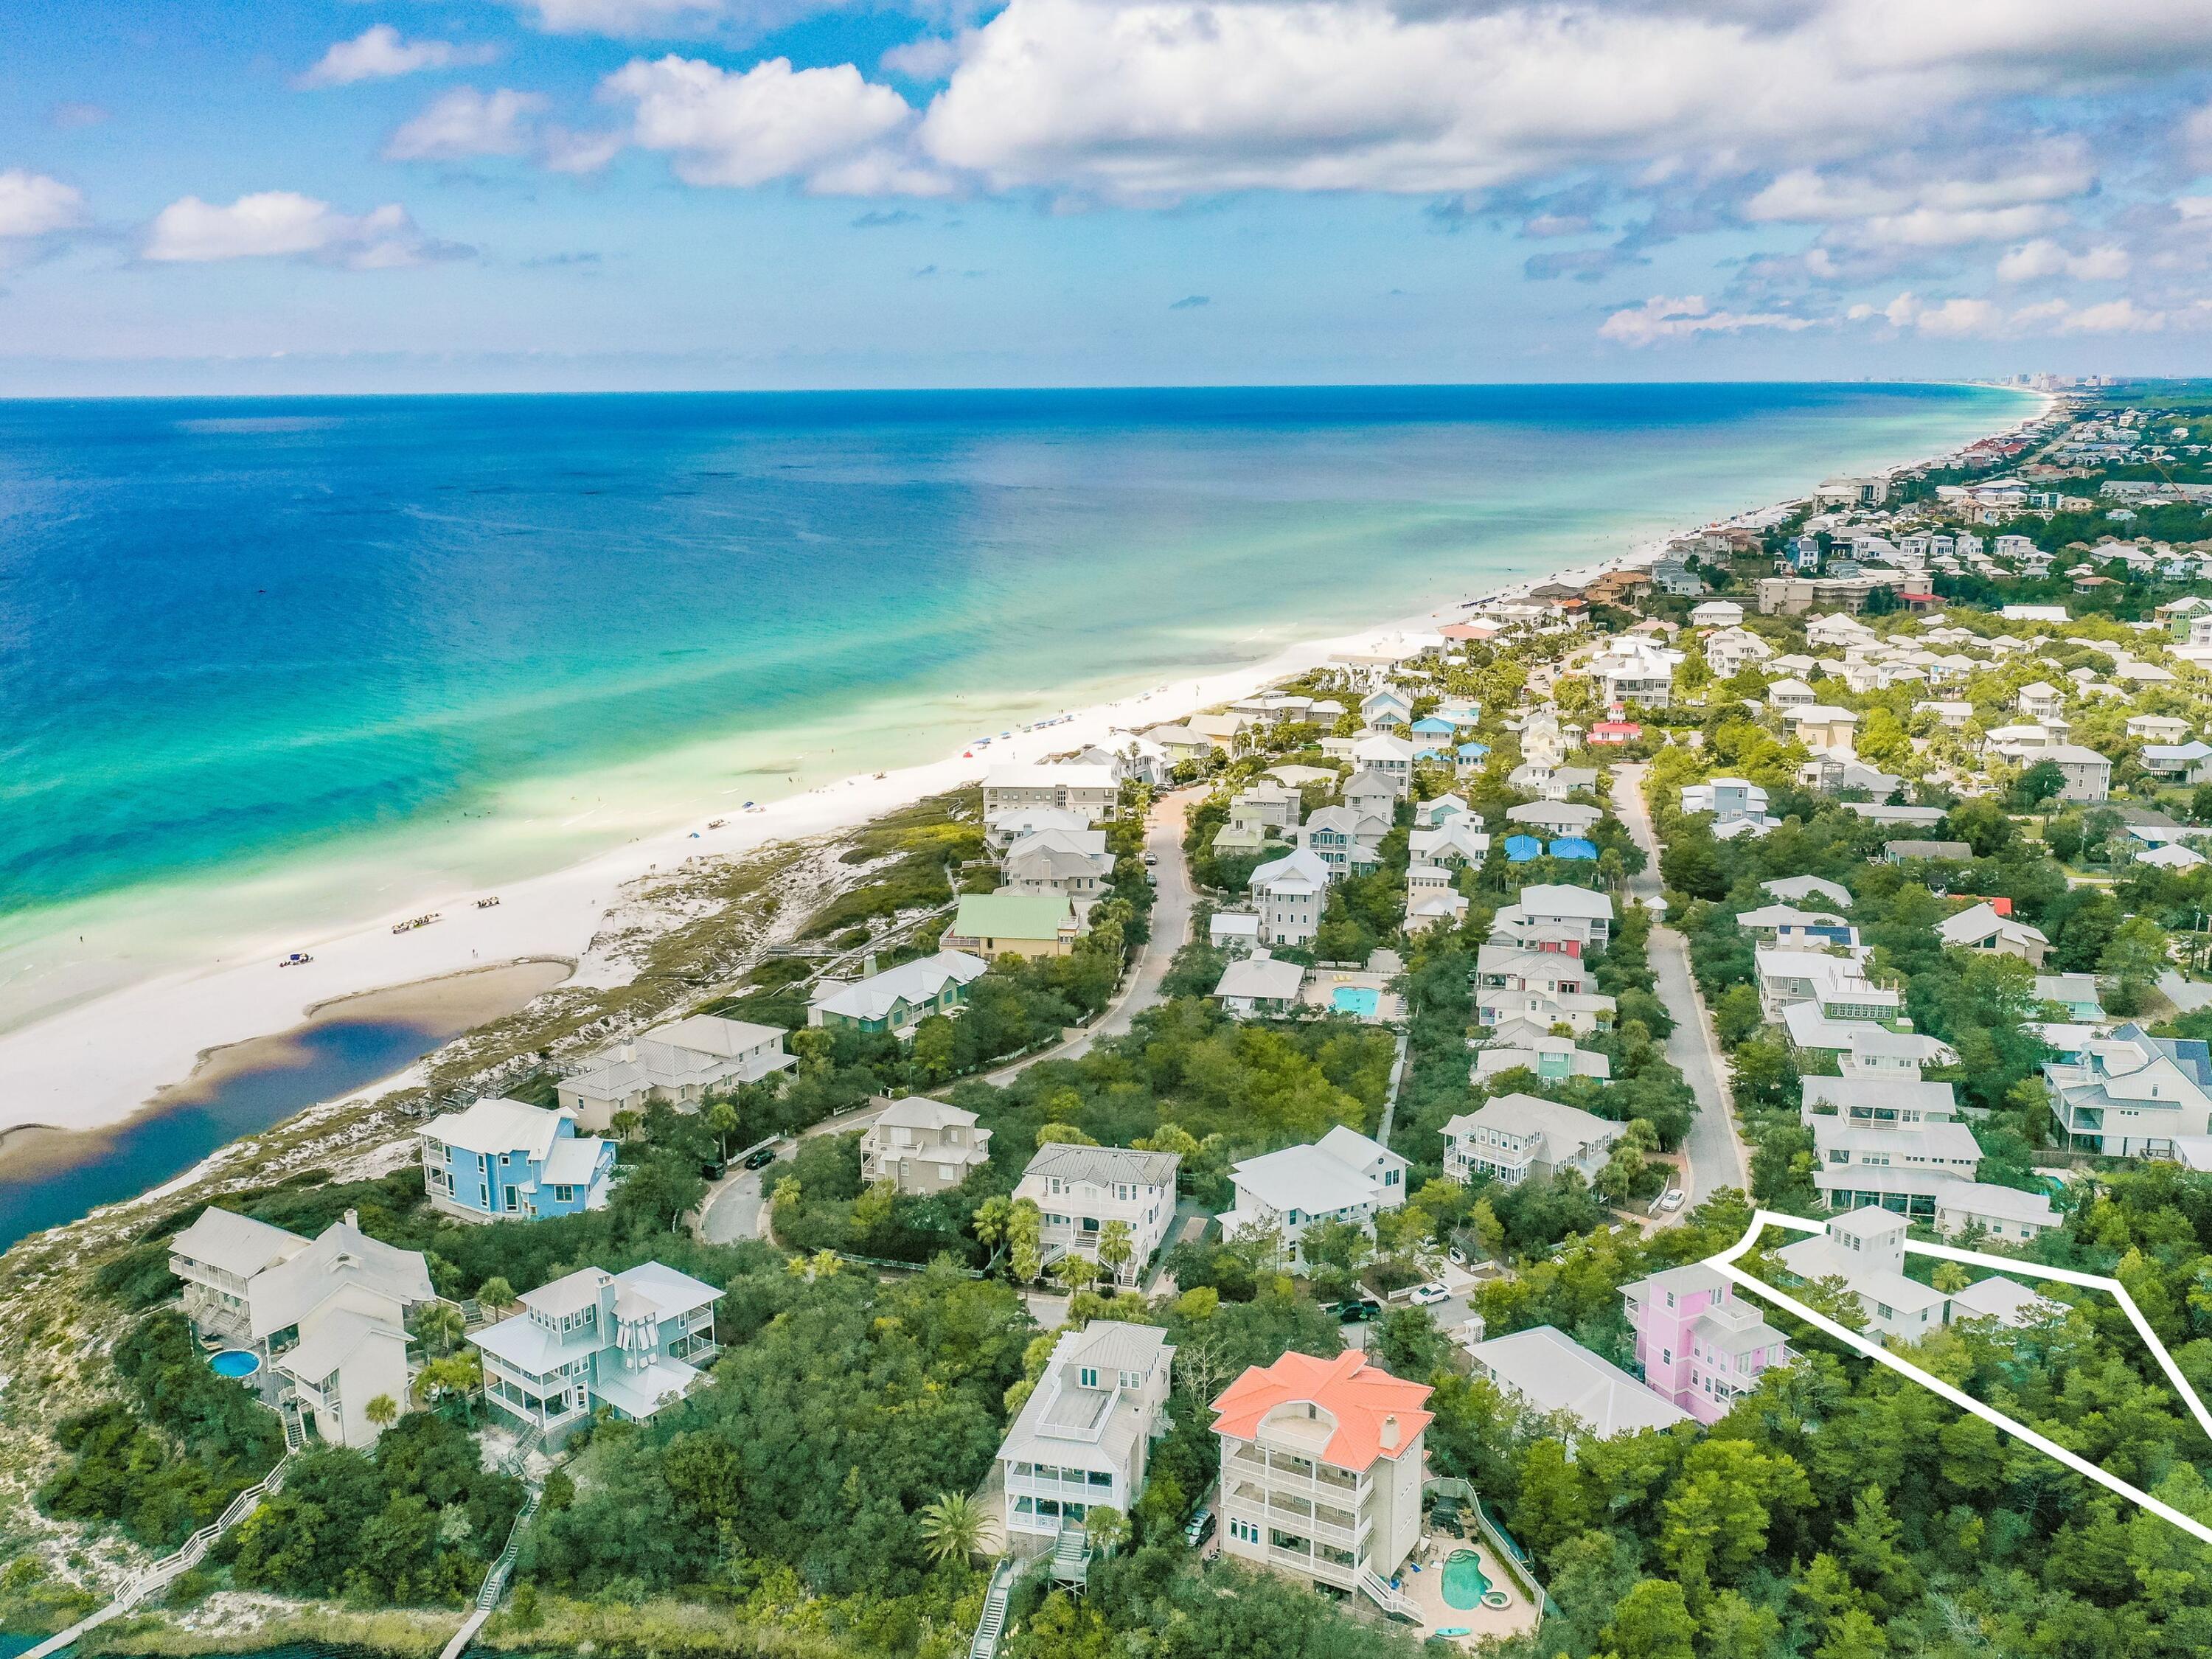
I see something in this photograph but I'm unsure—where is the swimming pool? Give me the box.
[1332,986,1380,1018]
[211,1349,262,1380]
[1441,1548,1493,1610]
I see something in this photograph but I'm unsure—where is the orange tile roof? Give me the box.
[1208,1349,1434,1471]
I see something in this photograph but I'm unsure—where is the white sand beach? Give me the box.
[0,391,2048,1147]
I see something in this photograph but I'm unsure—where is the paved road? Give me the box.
[1612,763,1749,1206]
[695,1098,897,1244]
[984,787,1198,1082]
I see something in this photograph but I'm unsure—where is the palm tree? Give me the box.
[416,1301,466,1357]
[477,1276,517,1317]
[706,1101,740,1162]
[1932,1260,1971,1295]
[917,1491,987,1567]
[610,1109,644,1144]
[1085,1505,1129,1557]
[364,1393,400,1431]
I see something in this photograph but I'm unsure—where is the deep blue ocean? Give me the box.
[0,383,2028,1031]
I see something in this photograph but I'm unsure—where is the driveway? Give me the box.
[1611,763,1749,1205]
[694,1096,897,1245]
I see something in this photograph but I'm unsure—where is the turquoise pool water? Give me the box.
[210,1349,262,1380]
[1441,1549,1493,1610]
[1333,986,1380,1017]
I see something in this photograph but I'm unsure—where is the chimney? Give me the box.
[863,953,879,977]
[342,1208,358,1229]
[1380,1413,1400,1453]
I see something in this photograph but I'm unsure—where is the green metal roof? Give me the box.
[951,892,1074,940]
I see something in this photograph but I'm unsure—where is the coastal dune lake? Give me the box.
[0,384,2024,1240]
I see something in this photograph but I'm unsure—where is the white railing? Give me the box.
[20,1453,293,1659]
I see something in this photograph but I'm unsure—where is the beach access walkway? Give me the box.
[1611,763,1748,1207]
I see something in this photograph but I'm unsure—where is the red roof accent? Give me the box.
[1209,1349,1435,1471]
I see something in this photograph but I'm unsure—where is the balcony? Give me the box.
[1229,1447,1361,1496]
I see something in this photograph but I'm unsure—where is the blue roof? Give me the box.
[1415,748,1450,762]
[1503,835,1545,863]
[1411,717,1455,734]
[1457,741,1491,759]
[1550,838,1599,860]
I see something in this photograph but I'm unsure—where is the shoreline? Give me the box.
[0,388,2046,1152]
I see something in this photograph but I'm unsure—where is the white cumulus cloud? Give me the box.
[604,55,924,192]
[1599,295,1813,347]
[1997,237,2130,281]
[297,26,495,88]
[0,169,87,238]
[386,88,547,161]
[144,191,433,268]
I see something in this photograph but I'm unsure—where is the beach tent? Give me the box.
[1503,835,1545,863]
[1550,838,1599,860]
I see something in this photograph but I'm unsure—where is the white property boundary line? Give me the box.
[1710,1209,2212,1548]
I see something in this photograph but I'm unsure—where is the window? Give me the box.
[552,1185,575,1203]
[1079,1366,1098,1388]
[504,1186,519,1212]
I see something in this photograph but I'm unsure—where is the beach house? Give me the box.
[1251,848,1330,947]
[807,949,991,1034]
[1298,804,1389,877]
[168,1207,438,1449]
[1937,902,2051,967]
[1002,831,1117,901]
[1472,1032,1612,1085]
[1442,1093,1623,1187]
[417,1097,616,1225]
[940,892,1081,959]
[1214,950,1308,1016]
[1621,1264,1792,1425]
[981,763,1119,820]
[1463,1326,1688,1436]
[858,1096,992,1194]
[557,1015,796,1131]
[1492,883,1613,952]
[2044,1023,2212,1156]
[999,1321,1174,1546]
[1217,1127,1407,1267]
[473,1262,723,1445]
[1013,1143,1182,1285]
[1504,799,1604,839]
[1475,944,1617,1033]
[1211,1350,1432,1613]
[1773,1208,1950,1343]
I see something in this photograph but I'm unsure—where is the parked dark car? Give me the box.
[742,1144,779,1171]
[698,1159,727,1181]
[1183,1506,1214,1548]
[1333,1297,1382,1324]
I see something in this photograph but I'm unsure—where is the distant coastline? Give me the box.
[0,383,2038,1165]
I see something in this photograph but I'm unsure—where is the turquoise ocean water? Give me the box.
[0,384,2031,1029]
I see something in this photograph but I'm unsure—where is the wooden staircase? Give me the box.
[966,1557,1017,1659]
[20,1453,294,1659]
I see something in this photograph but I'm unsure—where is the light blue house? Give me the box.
[473,1262,723,1443]
[417,1096,616,1225]
[1410,717,1457,748]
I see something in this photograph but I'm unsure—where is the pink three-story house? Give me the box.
[1620,1263,1792,1424]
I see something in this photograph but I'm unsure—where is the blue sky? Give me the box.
[7,1,2212,392]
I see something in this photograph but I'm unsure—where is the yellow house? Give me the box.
[939,892,1081,959]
